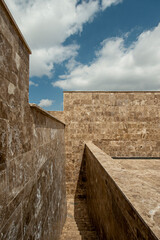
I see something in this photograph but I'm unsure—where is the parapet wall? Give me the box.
[84,142,159,240]
[63,91,160,195]
[0,2,66,239]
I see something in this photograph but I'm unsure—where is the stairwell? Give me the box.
[60,156,99,240]
[60,197,99,240]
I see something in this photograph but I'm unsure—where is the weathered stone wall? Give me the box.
[84,142,159,240]
[49,111,65,123]
[63,91,160,195]
[0,2,66,239]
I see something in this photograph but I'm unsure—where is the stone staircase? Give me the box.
[60,154,99,240]
[60,197,99,240]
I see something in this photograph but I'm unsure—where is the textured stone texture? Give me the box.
[60,153,99,240]
[84,142,159,240]
[49,111,65,123]
[63,91,160,195]
[60,197,99,240]
[2,1,160,239]
[0,2,66,239]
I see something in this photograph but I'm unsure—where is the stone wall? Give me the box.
[84,142,159,240]
[63,91,160,195]
[49,111,65,123]
[0,2,66,239]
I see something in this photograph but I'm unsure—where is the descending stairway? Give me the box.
[60,153,99,240]
[60,197,99,240]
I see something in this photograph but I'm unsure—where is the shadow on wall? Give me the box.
[74,151,99,240]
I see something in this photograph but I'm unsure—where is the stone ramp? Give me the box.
[60,197,99,240]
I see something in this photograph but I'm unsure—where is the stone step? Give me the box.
[60,232,82,240]
[60,236,99,240]
[65,216,92,223]
[62,225,79,232]
[60,237,82,240]
[80,236,99,240]
[60,232,99,240]
[62,220,96,232]
[60,235,82,240]
[79,230,99,236]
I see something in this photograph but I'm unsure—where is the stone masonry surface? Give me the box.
[49,91,160,239]
[0,2,66,239]
[85,142,160,240]
[49,111,65,124]
[60,141,100,240]
[61,91,160,196]
[1,1,160,239]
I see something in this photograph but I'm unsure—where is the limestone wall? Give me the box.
[0,2,66,239]
[63,91,160,195]
[84,142,159,240]
[49,111,65,123]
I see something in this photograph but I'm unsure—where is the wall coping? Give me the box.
[64,91,160,93]
[30,104,65,126]
[1,0,31,54]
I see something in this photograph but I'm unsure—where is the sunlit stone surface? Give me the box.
[1,1,160,239]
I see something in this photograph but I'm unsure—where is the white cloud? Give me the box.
[101,0,123,10]
[54,23,160,91]
[29,80,38,87]
[39,99,54,107]
[5,0,122,78]
[30,44,79,77]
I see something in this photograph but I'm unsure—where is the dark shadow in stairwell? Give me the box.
[74,151,99,240]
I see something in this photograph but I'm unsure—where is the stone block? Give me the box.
[0,204,22,240]
[22,180,37,238]
[0,32,13,83]
[0,118,8,167]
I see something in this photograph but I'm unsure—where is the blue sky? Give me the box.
[6,0,160,110]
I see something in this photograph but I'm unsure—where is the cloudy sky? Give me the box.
[5,0,160,110]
